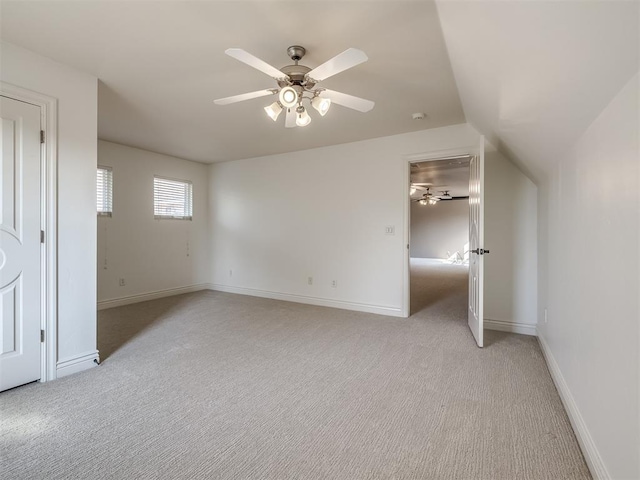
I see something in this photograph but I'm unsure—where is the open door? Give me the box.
[468,136,485,347]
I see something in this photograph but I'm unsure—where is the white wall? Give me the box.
[97,141,210,306]
[484,151,538,329]
[209,124,481,316]
[410,199,468,259]
[0,42,98,369]
[537,73,639,479]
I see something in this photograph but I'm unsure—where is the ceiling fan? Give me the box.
[410,183,445,195]
[412,187,441,206]
[214,45,375,128]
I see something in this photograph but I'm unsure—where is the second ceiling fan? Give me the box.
[214,45,375,128]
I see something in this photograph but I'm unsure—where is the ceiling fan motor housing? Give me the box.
[287,45,306,62]
[278,46,317,89]
[278,64,314,88]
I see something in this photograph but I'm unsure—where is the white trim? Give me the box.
[537,332,610,480]
[402,160,410,317]
[97,283,211,310]
[484,318,537,336]
[404,145,478,164]
[56,351,99,378]
[1,82,58,383]
[402,145,478,319]
[210,284,404,317]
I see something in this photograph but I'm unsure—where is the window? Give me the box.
[154,176,193,220]
[96,166,113,216]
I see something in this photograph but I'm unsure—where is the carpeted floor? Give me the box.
[1,259,590,479]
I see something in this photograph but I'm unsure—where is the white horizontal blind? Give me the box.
[96,166,113,216]
[154,176,193,220]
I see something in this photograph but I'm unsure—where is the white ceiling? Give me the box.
[436,0,639,182]
[0,0,465,163]
[3,1,635,176]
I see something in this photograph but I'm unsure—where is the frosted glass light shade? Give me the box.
[296,108,311,127]
[279,87,298,108]
[264,102,282,121]
[311,96,331,116]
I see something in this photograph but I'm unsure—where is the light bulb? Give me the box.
[296,107,311,127]
[410,187,416,195]
[419,199,427,206]
[311,96,331,116]
[279,87,298,108]
[264,102,282,121]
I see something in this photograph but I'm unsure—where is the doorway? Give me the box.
[403,138,486,347]
[408,156,471,315]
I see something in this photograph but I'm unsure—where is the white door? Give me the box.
[0,96,42,391]
[468,136,485,347]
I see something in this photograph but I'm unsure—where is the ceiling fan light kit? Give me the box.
[296,106,312,127]
[312,96,331,116]
[264,102,283,121]
[214,45,375,128]
[278,86,298,108]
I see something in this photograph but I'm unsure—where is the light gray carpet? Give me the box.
[1,260,590,479]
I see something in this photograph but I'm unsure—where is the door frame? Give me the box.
[402,145,477,318]
[1,82,58,382]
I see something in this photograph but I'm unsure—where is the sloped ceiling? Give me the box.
[2,1,636,173]
[0,0,465,163]
[436,0,639,182]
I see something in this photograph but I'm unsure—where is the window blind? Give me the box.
[96,166,113,216]
[154,176,193,220]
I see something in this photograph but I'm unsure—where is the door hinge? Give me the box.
[40,330,45,342]
[41,230,45,243]
[40,130,45,144]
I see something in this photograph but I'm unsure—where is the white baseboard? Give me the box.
[537,332,609,480]
[57,350,100,378]
[97,284,211,310]
[210,283,403,317]
[485,318,537,336]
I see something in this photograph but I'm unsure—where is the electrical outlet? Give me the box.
[308,276,313,285]
[331,280,337,288]
[385,225,395,235]
[544,308,548,324]
[119,278,126,287]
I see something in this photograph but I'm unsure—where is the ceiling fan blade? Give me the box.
[321,89,374,113]
[214,89,276,105]
[225,48,288,80]
[306,48,368,81]
[285,107,297,128]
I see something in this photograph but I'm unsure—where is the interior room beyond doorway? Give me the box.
[409,157,470,317]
